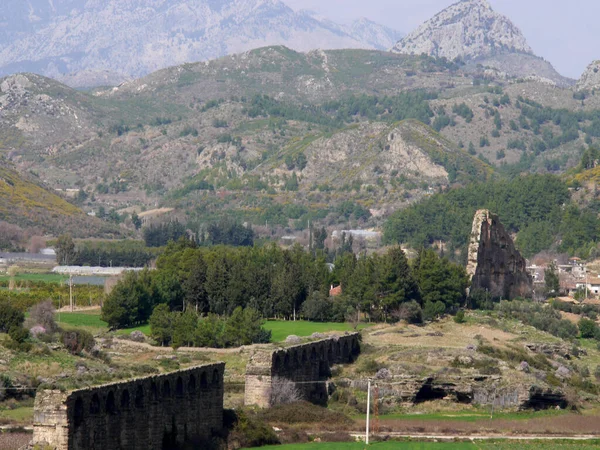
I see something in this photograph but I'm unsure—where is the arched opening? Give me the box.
[200,372,208,388]
[176,377,184,396]
[90,394,101,414]
[121,389,130,409]
[106,391,116,415]
[189,374,197,393]
[273,354,281,370]
[73,397,84,428]
[163,380,171,398]
[135,385,144,408]
[212,369,220,386]
[284,353,290,368]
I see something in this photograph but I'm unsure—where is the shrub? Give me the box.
[61,330,95,355]
[356,358,386,375]
[0,302,25,333]
[454,310,466,324]
[393,300,423,324]
[8,326,29,343]
[423,301,445,321]
[578,318,598,339]
[228,410,280,448]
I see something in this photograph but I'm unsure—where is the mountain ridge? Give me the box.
[0,0,401,88]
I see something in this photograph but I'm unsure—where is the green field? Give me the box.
[56,311,362,343]
[0,273,67,284]
[353,409,567,423]
[263,321,367,342]
[247,440,600,450]
[56,311,150,335]
[0,406,34,424]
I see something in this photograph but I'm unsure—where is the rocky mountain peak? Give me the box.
[392,0,532,61]
[576,60,600,91]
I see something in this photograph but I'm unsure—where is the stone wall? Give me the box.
[466,209,532,300]
[32,363,225,450]
[245,333,360,408]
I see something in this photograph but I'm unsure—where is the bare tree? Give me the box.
[270,377,301,406]
[27,300,58,333]
[28,235,46,254]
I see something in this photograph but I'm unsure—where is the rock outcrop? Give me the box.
[393,0,532,61]
[391,0,571,87]
[576,60,600,91]
[466,210,532,299]
[339,375,566,410]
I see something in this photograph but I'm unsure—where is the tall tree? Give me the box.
[56,234,76,265]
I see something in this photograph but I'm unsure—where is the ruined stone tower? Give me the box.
[466,210,532,300]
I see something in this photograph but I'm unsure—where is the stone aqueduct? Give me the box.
[32,363,225,450]
[245,333,361,407]
[32,334,360,449]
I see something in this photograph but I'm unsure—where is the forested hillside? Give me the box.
[384,173,600,259]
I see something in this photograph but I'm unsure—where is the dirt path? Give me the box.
[350,432,600,441]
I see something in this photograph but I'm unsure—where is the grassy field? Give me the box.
[0,273,67,284]
[55,310,150,335]
[55,311,361,343]
[0,406,34,424]
[263,321,367,342]
[353,409,568,423]
[247,440,600,450]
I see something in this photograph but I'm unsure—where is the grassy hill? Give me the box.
[0,163,119,237]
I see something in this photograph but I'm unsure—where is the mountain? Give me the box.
[391,0,572,87]
[2,45,600,232]
[577,61,600,91]
[0,0,400,88]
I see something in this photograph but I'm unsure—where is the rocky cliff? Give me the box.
[577,60,600,91]
[466,210,532,300]
[0,0,400,87]
[391,0,572,87]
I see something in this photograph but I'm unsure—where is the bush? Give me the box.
[423,301,445,321]
[0,302,25,333]
[454,310,466,324]
[228,410,280,448]
[578,318,598,339]
[8,326,29,343]
[393,301,423,324]
[61,330,95,355]
[356,358,386,375]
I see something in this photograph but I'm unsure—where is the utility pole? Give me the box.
[365,379,371,445]
[69,273,74,312]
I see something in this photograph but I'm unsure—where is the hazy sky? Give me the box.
[283,0,599,79]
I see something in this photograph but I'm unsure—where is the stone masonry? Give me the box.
[467,209,532,299]
[32,363,225,450]
[245,333,360,408]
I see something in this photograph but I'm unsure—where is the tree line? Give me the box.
[101,240,469,335]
